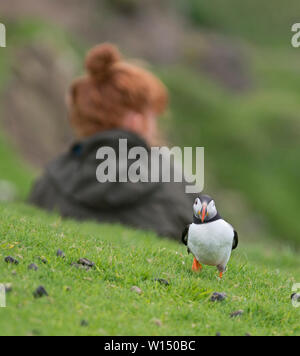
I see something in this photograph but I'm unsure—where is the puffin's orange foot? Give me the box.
[219,272,223,279]
[192,258,202,272]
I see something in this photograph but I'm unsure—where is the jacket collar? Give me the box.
[70,129,150,157]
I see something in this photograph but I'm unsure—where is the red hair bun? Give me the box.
[85,43,121,82]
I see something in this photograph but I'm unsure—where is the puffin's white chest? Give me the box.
[187,220,234,267]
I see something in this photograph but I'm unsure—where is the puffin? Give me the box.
[182,194,238,278]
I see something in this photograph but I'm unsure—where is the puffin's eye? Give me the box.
[194,199,198,205]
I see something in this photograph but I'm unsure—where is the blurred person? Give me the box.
[29,43,195,239]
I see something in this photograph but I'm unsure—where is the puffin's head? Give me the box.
[193,194,218,223]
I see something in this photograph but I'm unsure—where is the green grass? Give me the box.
[0,135,33,199]
[0,203,299,336]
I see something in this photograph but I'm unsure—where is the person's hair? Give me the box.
[69,43,168,139]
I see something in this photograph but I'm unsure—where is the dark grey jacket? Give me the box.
[29,130,195,240]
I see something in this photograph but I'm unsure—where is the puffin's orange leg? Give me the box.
[192,258,202,272]
[219,272,223,279]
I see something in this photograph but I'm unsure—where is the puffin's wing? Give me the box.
[232,230,238,250]
[181,225,190,246]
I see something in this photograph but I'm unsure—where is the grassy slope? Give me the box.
[0,135,33,199]
[0,203,299,336]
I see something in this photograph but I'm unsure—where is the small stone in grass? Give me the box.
[152,318,162,327]
[80,320,89,327]
[78,258,95,267]
[216,332,221,336]
[230,310,244,318]
[154,278,169,286]
[131,286,142,295]
[4,256,19,265]
[28,263,39,271]
[56,249,65,258]
[245,333,252,336]
[210,292,227,302]
[33,286,48,298]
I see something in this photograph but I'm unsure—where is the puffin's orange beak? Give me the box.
[201,205,207,223]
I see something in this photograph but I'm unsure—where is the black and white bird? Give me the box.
[182,194,238,278]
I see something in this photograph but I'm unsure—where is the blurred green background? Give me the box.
[0,0,300,247]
